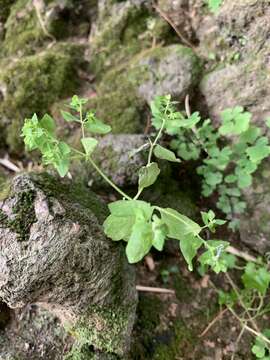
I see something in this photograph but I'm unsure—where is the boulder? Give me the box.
[0,173,137,358]
[0,43,85,153]
[239,161,270,254]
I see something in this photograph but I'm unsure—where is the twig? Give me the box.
[0,158,20,172]
[33,0,56,42]
[231,326,245,360]
[228,306,270,346]
[136,285,175,294]
[199,308,228,337]
[153,4,195,50]
[225,273,260,333]
[227,245,259,264]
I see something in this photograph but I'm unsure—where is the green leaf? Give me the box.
[81,137,98,155]
[154,145,180,162]
[109,200,153,220]
[180,112,201,129]
[240,126,261,144]
[198,240,230,273]
[104,200,153,242]
[237,172,252,189]
[160,208,201,240]
[205,172,223,187]
[225,174,237,183]
[252,344,266,358]
[219,107,251,135]
[85,114,111,134]
[207,0,223,13]
[246,138,270,163]
[151,215,168,251]
[266,118,270,128]
[61,110,79,123]
[138,162,160,191]
[242,263,270,295]
[40,114,56,134]
[70,95,88,111]
[55,158,70,177]
[201,210,215,225]
[126,220,153,263]
[218,290,237,307]
[179,234,203,271]
[103,214,134,241]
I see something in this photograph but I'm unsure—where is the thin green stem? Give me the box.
[133,188,143,200]
[70,145,131,200]
[79,103,85,139]
[147,118,165,164]
[88,157,132,200]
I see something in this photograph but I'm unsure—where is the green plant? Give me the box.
[215,259,270,359]
[22,94,229,272]
[155,97,270,230]
[206,0,223,13]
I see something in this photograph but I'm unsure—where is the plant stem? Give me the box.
[79,103,85,139]
[147,98,170,165]
[225,272,260,333]
[228,306,270,346]
[88,157,132,200]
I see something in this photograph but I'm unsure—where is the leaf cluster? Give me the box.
[155,96,270,230]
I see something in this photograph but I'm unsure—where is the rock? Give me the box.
[2,0,96,57]
[206,0,270,61]
[87,44,201,135]
[89,0,175,77]
[137,44,202,104]
[72,134,148,188]
[2,0,47,57]
[0,43,85,153]
[199,51,270,128]
[239,161,270,254]
[0,304,69,360]
[0,173,137,357]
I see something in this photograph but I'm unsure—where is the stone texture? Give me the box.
[199,53,270,128]
[0,173,137,357]
[137,44,202,104]
[239,161,270,254]
[0,304,70,360]
[72,134,148,188]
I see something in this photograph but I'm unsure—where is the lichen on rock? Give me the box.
[0,173,137,358]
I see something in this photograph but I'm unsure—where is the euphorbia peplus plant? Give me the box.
[22,94,228,271]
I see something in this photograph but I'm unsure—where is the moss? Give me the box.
[66,304,132,357]
[0,43,85,153]
[0,0,16,22]
[89,1,176,78]
[152,320,195,360]
[88,63,149,133]
[0,189,37,242]
[131,294,197,360]
[2,0,45,56]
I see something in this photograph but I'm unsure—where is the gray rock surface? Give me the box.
[0,173,137,357]
[138,44,202,104]
[239,161,270,254]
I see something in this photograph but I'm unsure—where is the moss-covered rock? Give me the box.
[0,43,85,153]
[2,0,46,57]
[89,0,176,78]
[0,0,16,23]
[87,44,201,134]
[0,305,70,360]
[199,48,270,127]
